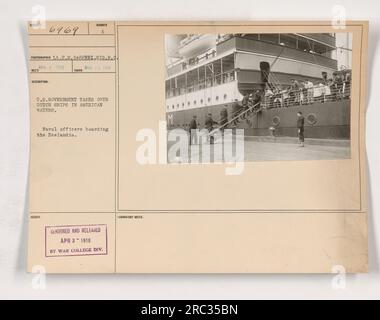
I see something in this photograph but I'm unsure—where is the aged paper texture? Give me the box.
[27,21,368,273]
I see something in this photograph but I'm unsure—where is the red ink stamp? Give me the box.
[45,224,108,257]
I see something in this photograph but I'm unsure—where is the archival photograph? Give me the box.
[165,33,353,163]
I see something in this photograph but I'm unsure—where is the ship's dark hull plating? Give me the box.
[167,99,351,140]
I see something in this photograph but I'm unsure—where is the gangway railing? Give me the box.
[206,101,262,137]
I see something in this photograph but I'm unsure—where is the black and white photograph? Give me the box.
[165,33,353,162]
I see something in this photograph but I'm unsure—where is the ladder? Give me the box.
[207,101,262,137]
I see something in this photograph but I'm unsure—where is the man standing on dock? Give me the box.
[297,111,305,147]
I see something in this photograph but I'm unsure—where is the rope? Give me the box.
[263,45,286,91]
[305,38,319,66]
[271,46,285,69]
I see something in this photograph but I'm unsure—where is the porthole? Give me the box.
[306,113,318,125]
[272,116,281,127]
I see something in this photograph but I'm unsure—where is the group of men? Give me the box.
[189,109,227,145]
[264,73,351,108]
[189,108,305,147]
[189,89,263,145]
[230,90,262,126]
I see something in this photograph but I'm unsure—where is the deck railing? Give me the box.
[262,81,351,109]
[166,70,236,98]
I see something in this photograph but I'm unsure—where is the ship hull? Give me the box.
[167,99,350,140]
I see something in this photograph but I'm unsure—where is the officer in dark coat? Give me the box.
[189,115,198,145]
[220,106,229,136]
[242,93,250,108]
[297,111,305,147]
[240,93,250,120]
[205,113,217,144]
[251,89,262,107]
[231,99,243,126]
